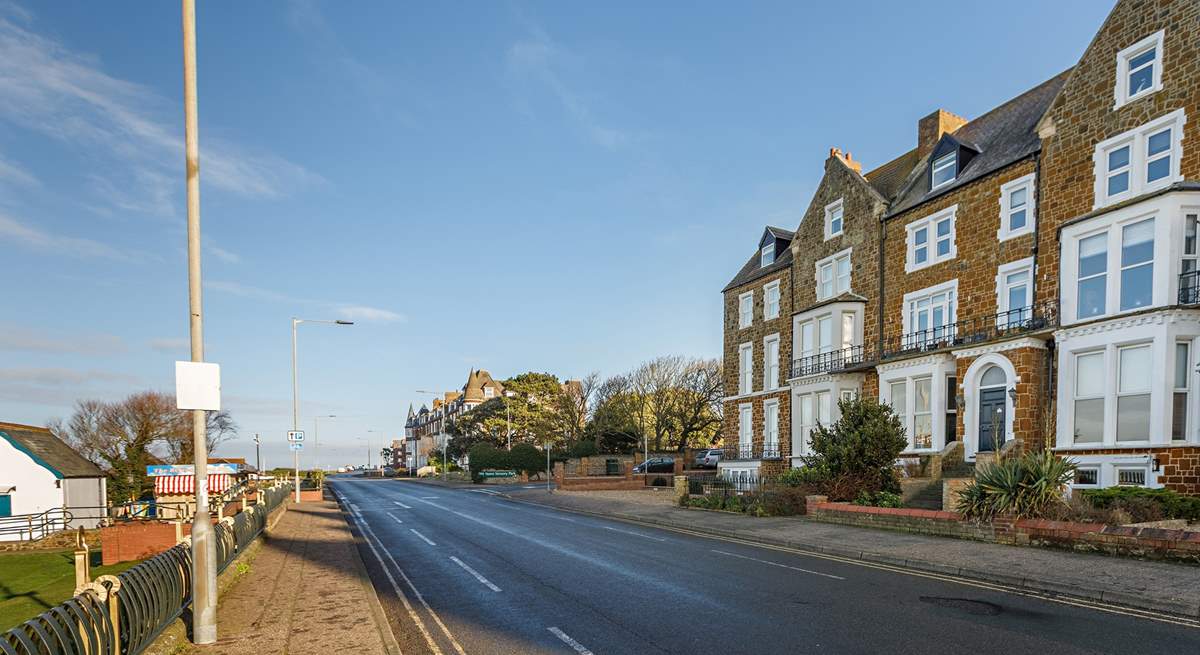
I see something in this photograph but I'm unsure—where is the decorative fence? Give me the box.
[0,484,292,655]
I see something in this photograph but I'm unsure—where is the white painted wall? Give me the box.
[0,436,64,540]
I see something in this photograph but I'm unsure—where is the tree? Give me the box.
[586,374,642,453]
[380,447,394,467]
[630,356,685,451]
[671,358,723,452]
[800,397,907,500]
[556,371,599,446]
[49,390,238,503]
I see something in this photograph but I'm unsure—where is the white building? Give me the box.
[0,422,108,541]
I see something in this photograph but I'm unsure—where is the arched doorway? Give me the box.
[977,365,1007,453]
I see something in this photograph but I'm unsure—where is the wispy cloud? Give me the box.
[505,23,631,150]
[0,7,325,218]
[0,323,126,355]
[0,367,139,386]
[206,244,240,264]
[0,152,37,187]
[336,305,406,323]
[205,279,404,324]
[0,211,140,261]
[148,338,189,353]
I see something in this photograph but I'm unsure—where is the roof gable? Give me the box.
[0,422,104,479]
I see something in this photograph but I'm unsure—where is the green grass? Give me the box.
[0,550,139,633]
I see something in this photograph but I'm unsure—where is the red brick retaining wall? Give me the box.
[804,496,1200,563]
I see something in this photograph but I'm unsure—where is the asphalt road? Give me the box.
[329,478,1200,655]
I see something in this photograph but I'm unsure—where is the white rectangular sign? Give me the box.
[289,442,304,451]
[287,430,305,442]
[175,361,221,411]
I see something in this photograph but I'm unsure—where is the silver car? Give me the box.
[694,449,723,469]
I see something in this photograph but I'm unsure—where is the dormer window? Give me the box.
[760,243,775,267]
[931,152,957,189]
[1114,31,1164,109]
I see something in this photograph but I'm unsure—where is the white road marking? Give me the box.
[711,549,845,580]
[420,496,440,499]
[468,489,501,496]
[388,512,404,525]
[336,496,444,655]
[411,528,437,546]
[449,556,502,592]
[393,501,412,509]
[602,525,667,542]
[547,627,593,655]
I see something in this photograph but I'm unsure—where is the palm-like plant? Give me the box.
[956,451,1076,520]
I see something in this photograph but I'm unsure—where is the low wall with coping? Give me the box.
[803,495,1200,563]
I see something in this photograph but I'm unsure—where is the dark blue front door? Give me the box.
[978,388,1006,453]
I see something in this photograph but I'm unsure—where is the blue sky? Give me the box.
[0,0,1113,468]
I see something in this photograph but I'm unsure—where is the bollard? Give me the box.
[97,575,122,655]
[674,475,689,505]
[73,527,91,589]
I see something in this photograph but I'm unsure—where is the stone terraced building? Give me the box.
[719,0,1200,493]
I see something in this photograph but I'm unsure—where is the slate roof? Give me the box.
[0,422,104,479]
[722,226,794,292]
[864,149,919,200]
[885,69,1072,218]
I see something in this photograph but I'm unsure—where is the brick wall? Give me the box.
[1063,446,1200,493]
[806,498,1200,563]
[1038,0,1200,303]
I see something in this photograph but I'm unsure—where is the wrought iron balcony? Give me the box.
[761,443,782,460]
[723,443,759,460]
[1181,270,1200,305]
[881,300,1058,360]
[791,344,867,378]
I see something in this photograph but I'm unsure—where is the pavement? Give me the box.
[182,499,399,655]
[330,477,1200,654]
[498,485,1200,619]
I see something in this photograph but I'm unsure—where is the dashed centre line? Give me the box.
[394,500,413,509]
[711,549,845,580]
[449,556,502,592]
[411,528,437,546]
[388,512,404,525]
[602,525,666,542]
[547,627,593,655]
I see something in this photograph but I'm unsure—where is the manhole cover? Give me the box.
[919,596,1003,616]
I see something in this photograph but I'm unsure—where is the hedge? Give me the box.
[1081,486,1200,521]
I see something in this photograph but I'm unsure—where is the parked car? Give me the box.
[633,457,675,473]
[694,449,723,469]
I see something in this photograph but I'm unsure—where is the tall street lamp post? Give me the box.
[292,318,352,502]
[180,1,217,643]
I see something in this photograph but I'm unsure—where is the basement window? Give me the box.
[1116,468,1148,486]
[1073,468,1099,487]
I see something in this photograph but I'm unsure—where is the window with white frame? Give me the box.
[1116,344,1152,442]
[738,404,752,449]
[1119,218,1155,312]
[816,249,851,300]
[996,258,1033,326]
[998,174,1035,241]
[817,315,833,354]
[764,281,780,320]
[738,343,753,395]
[840,389,856,404]
[1076,232,1108,320]
[1093,110,1186,208]
[1073,467,1100,487]
[763,399,779,456]
[1173,341,1191,441]
[1184,213,1198,274]
[1117,468,1147,486]
[841,312,855,354]
[1073,351,1105,444]
[824,199,844,240]
[796,391,830,456]
[764,335,780,391]
[931,152,957,189]
[913,377,933,449]
[1114,31,1164,109]
[798,321,814,361]
[906,206,957,272]
[761,242,775,267]
[903,280,958,347]
[945,375,958,444]
[738,292,753,328]
[889,380,907,434]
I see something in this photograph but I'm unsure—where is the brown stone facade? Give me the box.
[881,159,1040,347]
[954,344,1053,451]
[1039,0,1200,305]
[722,267,791,400]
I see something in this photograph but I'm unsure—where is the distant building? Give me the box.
[0,421,108,539]
[406,369,507,470]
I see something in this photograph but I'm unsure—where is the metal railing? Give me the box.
[1180,270,1200,305]
[881,300,1058,360]
[723,443,759,461]
[0,508,71,542]
[791,344,866,378]
[761,443,782,460]
[1,484,293,655]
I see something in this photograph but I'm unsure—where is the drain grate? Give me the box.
[919,596,1003,616]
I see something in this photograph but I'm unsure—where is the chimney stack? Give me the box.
[829,147,862,174]
[918,109,968,160]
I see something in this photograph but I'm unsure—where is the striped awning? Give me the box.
[154,473,232,496]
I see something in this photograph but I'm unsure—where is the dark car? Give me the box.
[633,457,674,473]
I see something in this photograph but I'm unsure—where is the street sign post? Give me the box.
[287,430,305,442]
[288,431,306,501]
[289,442,304,451]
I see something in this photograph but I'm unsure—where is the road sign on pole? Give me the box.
[289,442,304,451]
[287,430,305,442]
